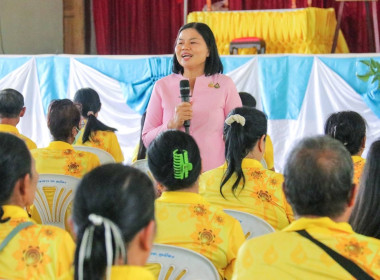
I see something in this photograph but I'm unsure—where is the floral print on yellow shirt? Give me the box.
[232,217,380,280]
[151,192,245,280]
[199,158,294,230]
[0,206,74,280]
[31,141,100,178]
[352,155,365,186]
[75,125,124,163]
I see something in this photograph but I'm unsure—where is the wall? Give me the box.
[0,0,63,54]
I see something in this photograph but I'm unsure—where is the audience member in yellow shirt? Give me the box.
[60,164,156,280]
[238,92,274,170]
[30,99,100,226]
[232,136,380,280]
[350,140,380,239]
[200,107,293,230]
[0,88,37,149]
[0,133,74,280]
[324,110,366,186]
[73,88,124,162]
[147,130,245,280]
[31,99,100,177]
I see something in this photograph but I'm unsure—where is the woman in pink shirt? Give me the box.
[142,22,241,172]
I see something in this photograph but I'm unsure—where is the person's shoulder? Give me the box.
[75,149,100,161]
[30,223,74,242]
[352,231,380,247]
[266,169,284,182]
[213,73,234,83]
[18,134,37,149]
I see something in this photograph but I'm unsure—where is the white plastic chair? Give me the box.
[224,209,275,239]
[33,174,80,229]
[147,244,219,280]
[74,145,115,164]
[131,159,155,183]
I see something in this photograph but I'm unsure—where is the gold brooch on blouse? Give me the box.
[208,82,220,89]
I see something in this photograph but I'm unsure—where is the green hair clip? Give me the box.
[173,149,193,180]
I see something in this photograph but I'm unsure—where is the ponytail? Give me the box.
[72,164,155,280]
[221,107,267,197]
[82,114,116,143]
[75,214,126,280]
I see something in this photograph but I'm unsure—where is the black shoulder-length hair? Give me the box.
[172,22,223,76]
[349,140,380,239]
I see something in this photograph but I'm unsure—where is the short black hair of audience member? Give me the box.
[137,112,147,160]
[349,140,380,239]
[73,164,155,280]
[284,136,354,218]
[0,88,24,118]
[147,130,202,190]
[324,111,366,155]
[172,22,223,76]
[47,99,81,142]
[239,92,256,108]
[0,133,32,223]
[73,88,116,144]
[221,107,267,197]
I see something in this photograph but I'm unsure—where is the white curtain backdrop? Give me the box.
[1,55,379,171]
[67,59,141,162]
[0,58,50,147]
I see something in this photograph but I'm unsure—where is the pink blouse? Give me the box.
[142,73,241,172]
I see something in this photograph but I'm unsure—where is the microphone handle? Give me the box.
[181,95,190,134]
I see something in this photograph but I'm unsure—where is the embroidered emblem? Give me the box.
[208,82,220,89]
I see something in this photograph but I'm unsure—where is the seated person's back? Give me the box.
[147,130,245,280]
[0,133,74,280]
[30,99,100,226]
[200,107,293,230]
[0,88,37,150]
[31,99,100,177]
[232,136,380,280]
[59,164,156,280]
[324,110,367,186]
[73,88,124,163]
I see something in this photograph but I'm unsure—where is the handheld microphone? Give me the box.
[179,80,191,134]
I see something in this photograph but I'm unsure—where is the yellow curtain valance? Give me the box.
[187,8,349,54]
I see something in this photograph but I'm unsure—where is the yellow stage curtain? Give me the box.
[188,8,349,54]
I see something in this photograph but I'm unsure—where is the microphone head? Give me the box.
[180,80,190,97]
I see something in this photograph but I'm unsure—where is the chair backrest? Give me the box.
[33,174,80,229]
[74,145,115,164]
[131,159,155,182]
[147,244,219,280]
[224,209,275,239]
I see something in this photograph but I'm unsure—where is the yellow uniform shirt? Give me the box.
[150,191,245,280]
[0,124,37,150]
[31,141,100,178]
[199,158,294,230]
[263,134,274,170]
[75,125,124,163]
[352,155,365,186]
[30,141,100,227]
[232,217,380,280]
[59,265,155,280]
[0,205,74,280]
